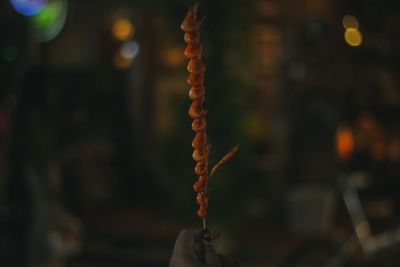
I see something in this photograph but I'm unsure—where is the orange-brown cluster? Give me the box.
[181,4,209,218]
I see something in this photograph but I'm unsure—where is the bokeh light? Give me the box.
[371,133,386,161]
[112,18,135,41]
[337,126,354,160]
[161,46,186,67]
[121,41,139,59]
[29,0,68,42]
[10,0,48,16]
[2,1,400,266]
[357,112,376,131]
[355,221,371,239]
[31,3,57,28]
[344,27,362,47]
[342,14,359,29]
[113,52,133,69]
[29,0,67,42]
[240,113,266,140]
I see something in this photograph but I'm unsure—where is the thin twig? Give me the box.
[209,144,239,178]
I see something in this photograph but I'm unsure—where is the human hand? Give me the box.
[169,229,239,267]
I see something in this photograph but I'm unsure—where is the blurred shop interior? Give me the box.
[1,0,400,266]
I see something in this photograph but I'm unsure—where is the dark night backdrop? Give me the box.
[1,0,400,266]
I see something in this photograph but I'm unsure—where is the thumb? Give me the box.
[204,244,220,265]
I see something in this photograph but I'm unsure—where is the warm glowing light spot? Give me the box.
[342,14,359,29]
[161,46,186,67]
[355,221,370,239]
[112,18,134,41]
[241,113,266,140]
[337,126,354,160]
[371,132,386,161]
[357,112,376,131]
[113,52,133,69]
[345,27,362,47]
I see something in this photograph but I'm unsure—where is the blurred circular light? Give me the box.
[337,126,354,160]
[113,52,133,69]
[161,46,186,67]
[29,0,68,42]
[112,18,135,41]
[371,134,386,161]
[344,27,362,47]
[121,41,139,59]
[10,0,48,16]
[357,112,376,131]
[240,113,266,140]
[342,14,359,29]
[355,221,370,239]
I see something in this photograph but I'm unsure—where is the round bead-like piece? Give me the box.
[189,101,202,118]
[197,193,208,205]
[197,207,207,217]
[192,131,206,149]
[192,118,206,132]
[184,31,200,43]
[193,149,205,161]
[188,74,204,86]
[189,87,204,100]
[187,59,206,74]
[195,162,207,175]
[193,180,205,192]
[184,44,202,59]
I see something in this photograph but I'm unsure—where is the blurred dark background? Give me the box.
[1,0,400,266]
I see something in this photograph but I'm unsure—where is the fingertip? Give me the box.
[174,228,203,257]
[204,244,220,264]
[177,228,202,242]
[179,228,202,236]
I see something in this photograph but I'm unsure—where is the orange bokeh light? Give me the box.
[112,18,134,41]
[337,126,354,160]
[113,51,133,69]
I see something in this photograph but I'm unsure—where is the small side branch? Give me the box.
[209,144,239,178]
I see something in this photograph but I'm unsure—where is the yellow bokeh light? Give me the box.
[355,221,370,239]
[345,27,362,47]
[342,15,359,29]
[112,18,134,41]
[241,113,266,140]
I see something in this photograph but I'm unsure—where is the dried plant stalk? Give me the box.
[181,3,238,227]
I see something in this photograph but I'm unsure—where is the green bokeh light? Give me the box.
[32,3,58,28]
[29,0,67,42]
